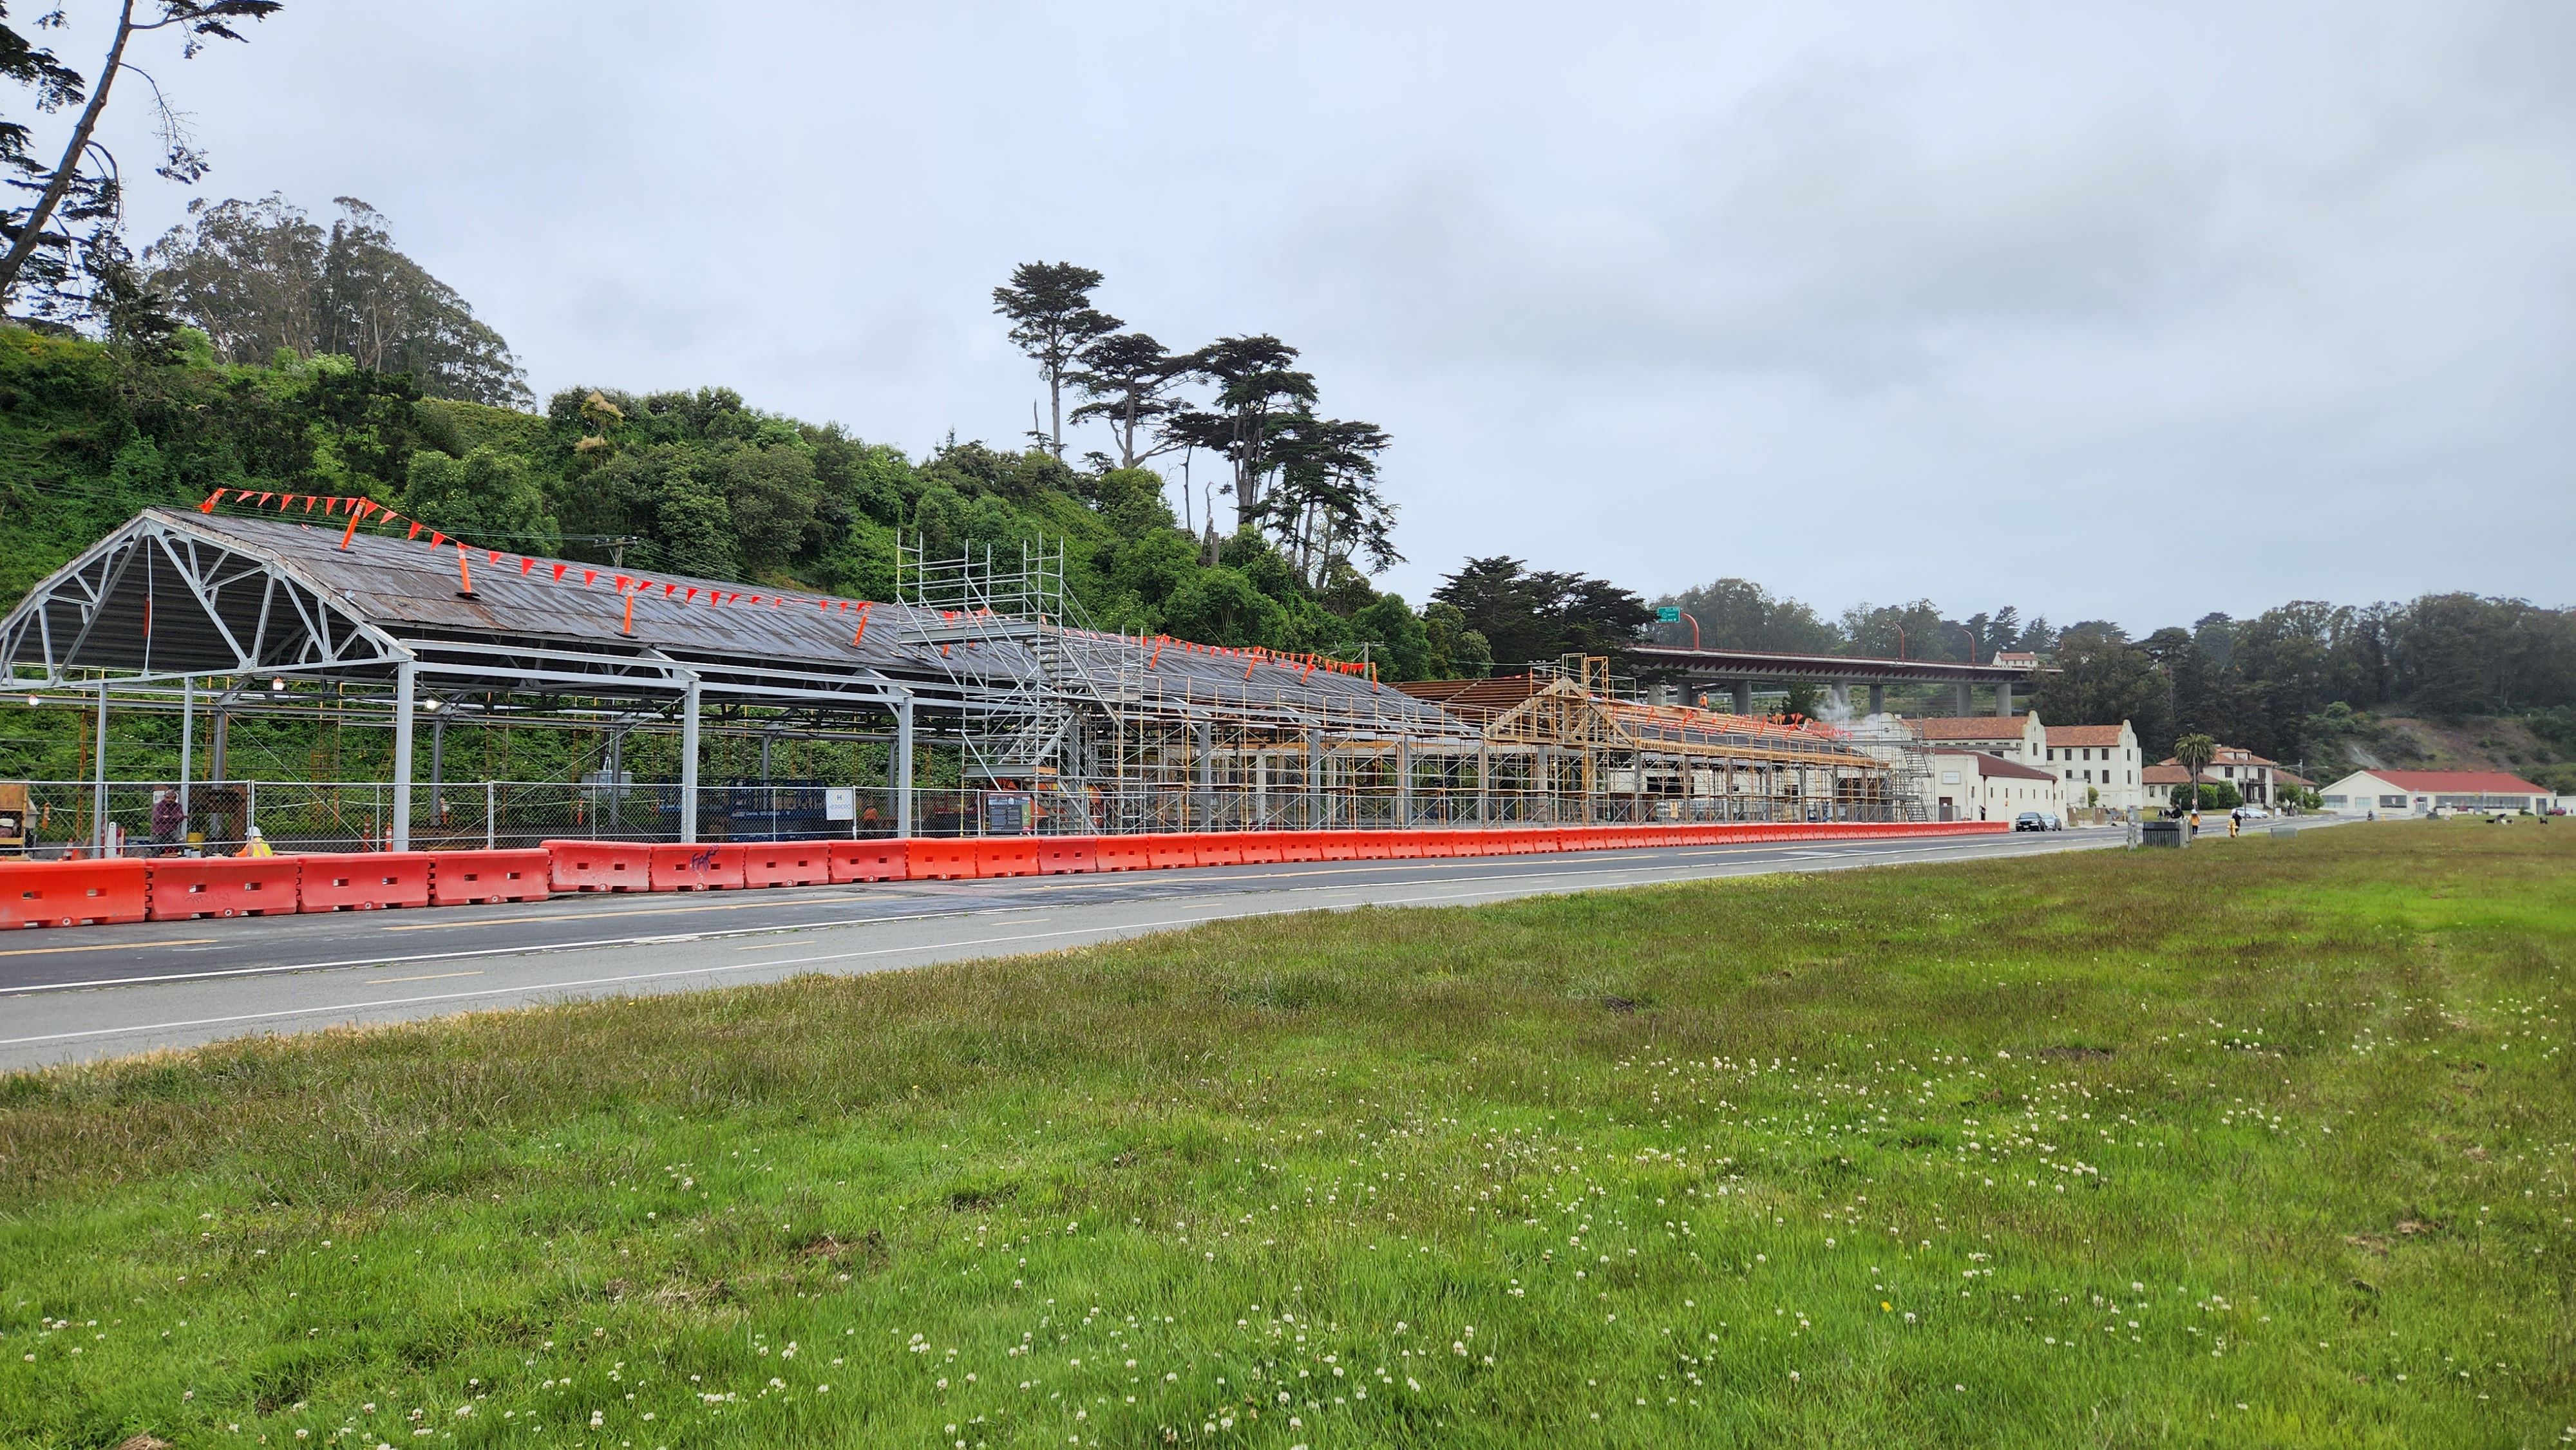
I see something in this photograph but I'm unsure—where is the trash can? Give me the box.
[2140,820,2186,849]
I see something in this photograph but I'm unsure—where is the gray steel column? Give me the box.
[893,694,914,838]
[1305,731,1323,827]
[178,675,193,819]
[1731,681,1753,715]
[1396,738,1414,827]
[1996,681,2014,717]
[390,660,416,851]
[1195,719,1215,829]
[1476,743,1490,825]
[1954,681,1972,716]
[91,679,108,852]
[1868,683,1885,716]
[678,678,701,845]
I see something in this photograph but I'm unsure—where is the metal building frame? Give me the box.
[2,509,1918,849]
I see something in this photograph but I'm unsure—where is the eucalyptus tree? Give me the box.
[0,0,280,319]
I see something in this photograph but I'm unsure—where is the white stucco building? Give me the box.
[1927,750,2065,822]
[2319,769,2551,816]
[2042,722,2145,814]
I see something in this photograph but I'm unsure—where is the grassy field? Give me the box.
[2,821,2571,1448]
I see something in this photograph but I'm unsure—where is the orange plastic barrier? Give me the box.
[649,843,746,891]
[828,838,909,883]
[1093,836,1153,871]
[905,838,978,881]
[1271,833,1323,863]
[146,855,301,921]
[297,852,435,912]
[426,849,553,906]
[1146,835,1200,870]
[1234,833,1286,865]
[543,838,653,892]
[1316,833,1359,861]
[975,838,1041,879]
[1039,836,1097,874]
[743,842,831,889]
[2,858,151,928]
[1195,836,1247,867]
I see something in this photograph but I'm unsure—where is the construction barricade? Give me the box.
[974,838,1041,879]
[3,858,151,928]
[1233,833,1286,865]
[542,839,652,892]
[428,849,553,906]
[743,841,831,889]
[905,838,979,881]
[1092,836,1153,872]
[298,852,435,912]
[649,843,746,892]
[1146,835,1200,870]
[1039,836,1097,874]
[828,838,909,883]
[1194,836,1247,867]
[146,854,301,921]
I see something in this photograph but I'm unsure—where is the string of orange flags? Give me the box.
[192,486,1379,675]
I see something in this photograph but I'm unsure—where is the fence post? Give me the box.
[486,778,497,850]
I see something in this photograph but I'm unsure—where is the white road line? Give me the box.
[0,914,1288,1048]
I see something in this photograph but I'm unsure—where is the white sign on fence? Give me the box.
[824,787,857,822]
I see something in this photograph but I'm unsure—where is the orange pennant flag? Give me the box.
[198,489,225,514]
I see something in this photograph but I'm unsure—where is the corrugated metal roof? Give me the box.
[108,509,1464,728]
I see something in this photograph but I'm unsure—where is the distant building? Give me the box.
[2318,769,2551,816]
[2043,722,2145,814]
[1928,750,2063,822]
[2154,742,2287,806]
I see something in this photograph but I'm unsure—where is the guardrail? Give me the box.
[0,821,2007,931]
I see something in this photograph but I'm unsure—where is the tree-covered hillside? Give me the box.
[0,324,1486,677]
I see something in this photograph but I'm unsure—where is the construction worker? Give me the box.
[243,824,274,857]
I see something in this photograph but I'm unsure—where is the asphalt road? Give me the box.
[0,827,2136,1072]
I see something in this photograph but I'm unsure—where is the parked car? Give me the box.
[2014,811,2048,831]
[2043,813,2063,831]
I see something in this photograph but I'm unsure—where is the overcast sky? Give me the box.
[58,1,2576,630]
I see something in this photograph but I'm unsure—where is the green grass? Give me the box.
[3,821,2573,1448]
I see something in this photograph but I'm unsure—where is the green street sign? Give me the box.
[1656,607,1681,623]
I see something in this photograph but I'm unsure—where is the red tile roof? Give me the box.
[2365,769,2546,795]
[2142,764,2216,786]
[1915,717,2030,741]
[2044,724,2128,748]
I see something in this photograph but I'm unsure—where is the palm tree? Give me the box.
[2172,733,2217,816]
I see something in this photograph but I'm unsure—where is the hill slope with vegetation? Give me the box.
[0,325,1483,676]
